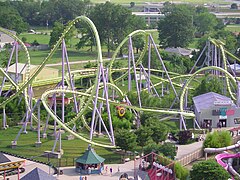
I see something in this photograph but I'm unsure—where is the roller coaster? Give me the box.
[0,16,240,152]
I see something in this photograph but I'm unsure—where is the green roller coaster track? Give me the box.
[1,16,240,148]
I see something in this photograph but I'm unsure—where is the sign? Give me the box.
[212,108,235,116]
[219,115,227,119]
[226,109,235,115]
[214,101,233,106]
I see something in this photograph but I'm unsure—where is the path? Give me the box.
[45,58,112,67]
[57,161,134,180]
[0,153,135,180]
[2,153,55,180]
[176,141,203,160]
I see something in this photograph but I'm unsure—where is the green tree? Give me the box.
[0,2,28,34]
[130,2,135,8]
[32,40,39,46]
[49,21,75,48]
[194,74,222,97]
[159,142,176,159]
[203,130,232,148]
[161,1,174,15]
[9,0,41,26]
[115,129,137,153]
[135,126,153,150]
[158,4,195,48]
[88,2,146,57]
[175,162,189,180]
[231,3,238,10]
[143,141,161,155]
[145,118,169,143]
[194,13,218,35]
[37,0,89,26]
[190,159,231,180]
[22,37,27,43]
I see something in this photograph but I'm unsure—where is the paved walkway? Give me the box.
[0,153,134,180]
[176,140,203,160]
[57,161,134,180]
[2,154,55,180]
[1,136,209,180]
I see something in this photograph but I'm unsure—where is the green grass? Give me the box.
[0,126,122,167]
[161,118,194,131]
[16,48,99,65]
[225,24,240,32]
[19,33,50,45]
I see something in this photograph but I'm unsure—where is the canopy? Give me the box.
[75,147,105,165]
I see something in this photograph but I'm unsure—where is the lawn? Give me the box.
[19,33,50,45]
[15,48,99,65]
[225,24,240,32]
[0,126,122,167]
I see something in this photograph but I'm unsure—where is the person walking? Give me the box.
[110,167,113,176]
[105,165,108,174]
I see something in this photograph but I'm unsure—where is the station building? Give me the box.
[6,63,59,83]
[193,92,240,128]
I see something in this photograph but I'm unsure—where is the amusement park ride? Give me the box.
[1,16,240,179]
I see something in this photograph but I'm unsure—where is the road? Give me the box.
[45,58,112,67]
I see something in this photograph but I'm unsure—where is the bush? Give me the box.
[143,141,161,155]
[203,130,232,148]
[159,142,176,160]
[190,159,231,180]
[178,130,194,145]
[174,162,189,180]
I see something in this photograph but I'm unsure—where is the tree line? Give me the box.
[0,0,90,33]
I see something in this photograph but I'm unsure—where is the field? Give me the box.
[225,24,240,32]
[0,126,123,167]
[19,33,50,45]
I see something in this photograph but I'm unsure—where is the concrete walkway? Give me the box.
[2,154,55,180]
[176,140,204,160]
[1,136,209,180]
[1,153,135,180]
[57,161,135,180]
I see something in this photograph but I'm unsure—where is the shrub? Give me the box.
[143,141,161,155]
[178,130,194,145]
[159,142,176,160]
[174,162,189,180]
[190,159,231,180]
[203,130,232,148]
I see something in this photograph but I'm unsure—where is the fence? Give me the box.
[233,136,240,144]
[176,148,203,166]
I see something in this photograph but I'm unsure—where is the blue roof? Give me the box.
[193,92,234,113]
[20,167,56,180]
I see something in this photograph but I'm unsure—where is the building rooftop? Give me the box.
[164,47,192,56]
[0,152,10,164]
[193,92,234,113]
[75,147,105,165]
[229,64,240,72]
[20,167,56,180]
[7,63,36,75]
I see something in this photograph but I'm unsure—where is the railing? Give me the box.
[232,136,240,144]
[177,148,203,166]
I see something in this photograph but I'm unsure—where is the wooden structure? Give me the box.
[134,152,175,180]
[0,160,25,180]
